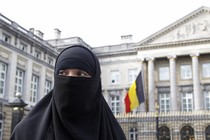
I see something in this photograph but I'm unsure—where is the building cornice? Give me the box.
[99,58,138,65]
[95,49,137,58]
[0,14,58,57]
[136,37,210,51]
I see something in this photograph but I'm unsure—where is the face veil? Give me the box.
[53,46,102,139]
[10,45,126,140]
[53,45,101,117]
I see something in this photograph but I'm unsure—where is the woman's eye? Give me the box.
[77,71,88,77]
[59,70,65,75]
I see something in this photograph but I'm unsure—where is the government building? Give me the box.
[1,6,210,140]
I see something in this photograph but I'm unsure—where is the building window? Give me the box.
[128,69,138,84]
[205,125,210,140]
[202,63,210,78]
[180,65,192,80]
[111,70,120,84]
[159,126,170,140]
[159,93,170,112]
[30,75,39,103]
[159,67,169,81]
[204,91,210,110]
[2,33,11,43]
[15,69,24,96]
[182,93,193,112]
[19,43,27,52]
[44,80,52,95]
[180,125,195,140]
[0,62,7,98]
[35,50,41,59]
[129,128,138,140]
[110,95,120,115]
[47,57,53,65]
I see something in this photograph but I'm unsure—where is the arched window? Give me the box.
[205,125,210,140]
[0,112,3,140]
[129,127,137,140]
[180,125,194,140]
[159,126,170,140]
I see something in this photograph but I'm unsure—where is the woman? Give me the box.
[10,45,126,140]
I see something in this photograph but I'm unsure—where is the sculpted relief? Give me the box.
[169,19,210,41]
[151,17,210,44]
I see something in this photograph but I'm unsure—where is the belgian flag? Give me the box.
[124,71,145,113]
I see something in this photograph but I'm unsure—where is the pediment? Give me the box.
[137,6,210,46]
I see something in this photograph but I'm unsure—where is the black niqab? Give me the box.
[10,45,126,140]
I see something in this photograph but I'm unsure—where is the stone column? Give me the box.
[146,57,155,112]
[25,60,33,103]
[191,53,202,110]
[167,55,178,111]
[138,57,146,112]
[7,53,17,101]
[39,67,46,100]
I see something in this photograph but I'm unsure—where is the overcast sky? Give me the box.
[1,0,210,47]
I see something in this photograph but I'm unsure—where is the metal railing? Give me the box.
[116,110,210,140]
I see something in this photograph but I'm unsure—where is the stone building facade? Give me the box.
[0,6,210,140]
[0,12,91,139]
[93,6,210,140]
[0,13,57,139]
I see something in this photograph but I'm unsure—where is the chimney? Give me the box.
[35,30,44,39]
[28,28,35,37]
[29,28,35,34]
[54,28,61,39]
[121,35,133,43]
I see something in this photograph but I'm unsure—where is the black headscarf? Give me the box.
[10,45,126,140]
